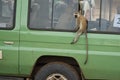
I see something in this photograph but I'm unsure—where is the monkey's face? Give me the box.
[74,12,80,18]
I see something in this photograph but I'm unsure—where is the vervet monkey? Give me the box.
[71,11,88,44]
[71,11,88,64]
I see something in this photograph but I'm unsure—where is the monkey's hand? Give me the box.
[71,41,75,44]
[70,40,77,44]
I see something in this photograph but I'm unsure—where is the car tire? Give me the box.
[35,62,81,80]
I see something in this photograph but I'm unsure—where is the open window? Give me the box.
[80,0,120,33]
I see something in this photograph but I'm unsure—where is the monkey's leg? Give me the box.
[71,31,82,44]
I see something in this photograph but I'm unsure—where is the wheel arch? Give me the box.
[31,55,83,78]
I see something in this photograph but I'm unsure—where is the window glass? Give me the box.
[81,0,100,31]
[29,0,50,29]
[82,0,120,33]
[107,0,120,32]
[53,0,78,30]
[0,0,15,29]
[28,0,78,31]
[28,0,120,33]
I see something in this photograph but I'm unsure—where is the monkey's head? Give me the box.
[74,12,80,18]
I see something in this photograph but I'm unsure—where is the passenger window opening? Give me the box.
[28,0,120,33]
[79,0,120,33]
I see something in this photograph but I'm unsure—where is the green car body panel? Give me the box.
[0,0,120,80]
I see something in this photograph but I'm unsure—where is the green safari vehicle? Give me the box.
[0,0,120,80]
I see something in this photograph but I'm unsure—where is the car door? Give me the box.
[19,0,84,74]
[0,0,21,75]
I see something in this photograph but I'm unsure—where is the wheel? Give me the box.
[35,62,81,80]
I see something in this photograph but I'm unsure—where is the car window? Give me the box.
[0,0,15,29]
[28,0,78,31]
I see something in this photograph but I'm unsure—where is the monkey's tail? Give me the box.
[84,32,88,64]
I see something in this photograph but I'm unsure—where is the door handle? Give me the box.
[4,41,14,45]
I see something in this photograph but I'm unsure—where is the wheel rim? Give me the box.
[46,73,68,80]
